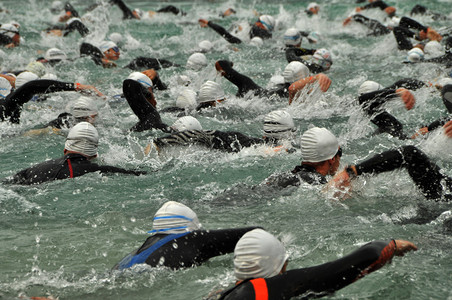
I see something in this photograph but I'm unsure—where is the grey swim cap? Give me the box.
[149,201,201,234]
[301,127,338,162]
[64,122,99,157]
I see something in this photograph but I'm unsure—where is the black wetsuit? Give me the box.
[357,78,426,139]
[45,18,89,37]
[0,33,13,46]
[124,57,179,71]
[113,227,259,270]
[410,4,447,21]
[209,240,398,300]
[80,42,104,66]
[3,153,145,185]
[354,145,452,201]
[264,164,327,188]
[122,79,169,132]
[349,14,391,36]
[285,47,325,74]
[0,79,78,123]
[216,60,288,98]
[110,0,183,19]
[393,17,428,50]
[204,21,271,44]
[154,129,264,153]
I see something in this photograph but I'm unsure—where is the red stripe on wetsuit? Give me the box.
[67,159,74,178]
[251,278,269,300]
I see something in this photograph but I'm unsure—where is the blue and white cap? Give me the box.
[127,72,153,88]
[99,40,118,53]
[0,77,12,98]
[259,15,275,32]
[284,28,302,46]
[149,201,201,234]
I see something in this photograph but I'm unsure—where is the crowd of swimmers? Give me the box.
[2,0,452,299]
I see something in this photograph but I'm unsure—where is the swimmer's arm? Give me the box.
[23,127,62,136]
[0,74,16,88]
[288,74,331,104]
[199,19,242,44]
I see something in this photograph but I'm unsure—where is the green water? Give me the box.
[1,0,452,299]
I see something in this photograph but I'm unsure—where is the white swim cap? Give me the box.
[312,48,332,70]
[198,40,213,52]
[249,37,264,46]
[176,88,197,108]
[64,122,99,157]
[259,15,275,31]
[133,8,144,19]
[358,80,383,95]
[171,116,202,132]
[99,40,118,53]
[405,47,424,63]
[127,72,153,88]
[177,75,191,86]
[66,17,82,26]
[51,1,63,12]
[149,201,201,234]
[71,96,98,119]
[0,77,12,98]
[25,61,46,77]
[282,61,309,83]
[284,28,302,46]
[234,229,287,280]
[15,71,39,89]
[387,16,401,29]
[45,48,67,61]
[41,73,58,80]
[301,127,339,162]
[186,53,208,71]
[108,32,123,45]
[263,110,296,139]
[424,41,443,56]
[437,78,452,87]
[307,31,320,43]
[0,24,19,39]
[307,2,320,10]
[198,81,225,103]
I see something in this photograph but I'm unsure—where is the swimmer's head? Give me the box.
[171,116,203,132]
[45,48,67,62]
[424,41,443,56]
[99,41,120,61]
[282,61,309,83]
[258,15,276,32]
[149,201,201,234]
[0,77,12,98]
[404,47,424,63]
[198,40,213,52]
[307,2,320,15]
[283,28,302,47]
[51,1,64,13]
[301,127,339,163]
[441,84,452,113]
[186,52,208,71]
[177,75,191,86]
[249,37,264,47]
[263,110,296,140]
[108,32,123,46]
[132,8,144,19]
[127,71,153,89]
[307,31,320,43]
[25,61,46,77]
[0,23,19,39]
[312,48,332,71]
[234,229,287,280]
[64,122,99,158]
[384,6,396,18]
[176,88,197,109]
[71,96,98,123]
[198,81,225,104]
[358,80,383,95]
[15,71,39,89]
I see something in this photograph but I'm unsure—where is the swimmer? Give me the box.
[393,17,442,50]
[36,48,68,66]
[198,14,276,44]
[0,77,103,123]
[3,122,146,185]
[305,2,320,16]
[286,48,333,74]
[45,17,89,37]
[0,23,20,48]
[109,0,184,20]
[113,201,260,270]
[146,110,297,154]
[80,40,120,68]
[124,56,179,71]
[206,228,417,299]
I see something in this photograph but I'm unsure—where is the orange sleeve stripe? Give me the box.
[250,278,269,300]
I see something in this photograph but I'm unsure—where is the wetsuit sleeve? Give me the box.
[94,165,147,176]
[357,88,398,115]
[217,60,263,97]
[211,130,264,152]
[157,5,181,15]
[207,21,242,44]
[351,14,390,36]
[64,3,80,18]
[361,0,389,10]
[122,79,168,132]
[199,227,262,259]
[64,19,89,37]
[153,130,211,149]
[222,240,397,299]
[285,47,315,63]
[124,56,178,70]
[250,24,272,40]
[425,116,451,131]
[386,78,426,90]
[80,42,103,65]
[399,16,428,32]
[110,0,135,19]
[0,33,13,46]
[354,145,450,199]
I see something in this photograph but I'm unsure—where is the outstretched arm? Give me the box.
[199,19,242,44]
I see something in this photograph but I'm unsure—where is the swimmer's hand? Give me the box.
[215,60,233,75]
[315,74,332,92]
[75,83,105,98]
[326,166,357,200]
[101,58,117,68]
[396,88,415,110]
[343,17,353,26]
[410,127,429,139]
[393,240,418,256]
[220,8,236,17]
[444,120,452,137]
[198,19,209,28]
